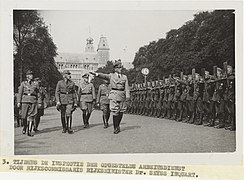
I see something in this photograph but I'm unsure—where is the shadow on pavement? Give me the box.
[35,126,63,135]
[73,122,106,132]
[121,125,141,132]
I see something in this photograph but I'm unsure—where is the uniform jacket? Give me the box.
[55,79,77,105]
[78,82,95,102]
[17,80,41,104]
[97,84,111,104]
[38,87,46,108]
[186,83,194,101]
[168,87,175,102]
[97,72,130,101]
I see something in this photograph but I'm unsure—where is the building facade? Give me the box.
[55,36,110,85]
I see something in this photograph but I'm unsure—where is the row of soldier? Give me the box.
[126,63,235,131]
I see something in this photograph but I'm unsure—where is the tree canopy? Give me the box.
[13,10,62,93]
[130,10,235,83]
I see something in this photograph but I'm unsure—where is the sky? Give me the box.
[39,10,201,63]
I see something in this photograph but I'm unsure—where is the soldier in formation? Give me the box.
[127,63,235,131]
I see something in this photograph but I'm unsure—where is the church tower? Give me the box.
[97,36,110,67]
[85,37,95,52]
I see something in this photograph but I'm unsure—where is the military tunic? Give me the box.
[17,80,41,121]
[55,79,77,116]
[78,82,96,113]
[97,83,111,111]
[96,72,130,115]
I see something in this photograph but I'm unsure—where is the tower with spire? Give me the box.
[97,35,110,67]
[85,37,95,52]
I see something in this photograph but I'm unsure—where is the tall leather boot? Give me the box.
[173,109,178,121]
[160,108,166,118]
[113,115,119,134]
[177,110,183,122]
[61,116,67,133]
[82,113,87,128]
[188,112,195,124]
[215,113,224,128]
[195,113,203,125]
[118,113,123,128]
[86,112,91,127]
[156,109,160,118]
[102,114,107,128]
[16,115,20,127]
[106,111,110,127]
[67,116,74,134]
[208,113,215,127]
[230,116,236,131]
[27,121,34,137]
[153,108,157,117]
[34,115,40,131]
[22,118,27,134]
[166,108,171,119]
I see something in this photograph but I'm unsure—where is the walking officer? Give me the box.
[90,59,130,134]
[97,79,111,128]
[33,77,46,132]
[55,70,77,134]
[17,70,41,137]
[77,73,96,128]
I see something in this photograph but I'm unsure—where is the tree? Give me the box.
[129,10,234,83]
[13,10,62,94]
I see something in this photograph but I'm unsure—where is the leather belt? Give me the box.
[60,92,73,94]
[112,88,124,91]
[101,94,108,96]
[81,93,92,95]
[23,93,36,96]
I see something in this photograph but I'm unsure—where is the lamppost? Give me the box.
[19,42,34,83]
[141,68,149,84]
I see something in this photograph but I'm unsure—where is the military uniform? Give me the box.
[97,83,111,128]
[34,84,46,131]
[225,75,235,130]
[78,73,96,128]
[172,83,181,120]
[145,84,152,116]
[162,86,169,118]
[14,93,21,127]
[91,59,130,134]
[202,80,213,125]
[158,84,165,118]
[214,79,227,128]
[167,85,174,119]
[55,70,77,133]
[185,82,195,123]
[194,82,204,125]
[17,70,41,136]
[178,84,188,122]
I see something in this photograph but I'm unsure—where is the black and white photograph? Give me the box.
[12,8,238,155]
[0,1,243,179]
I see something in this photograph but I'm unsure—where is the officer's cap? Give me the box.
[114,59,122,68]
[82,73,89,78]
[26,70,33,75]
[63,70,71,75]
[34,77,40,82]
